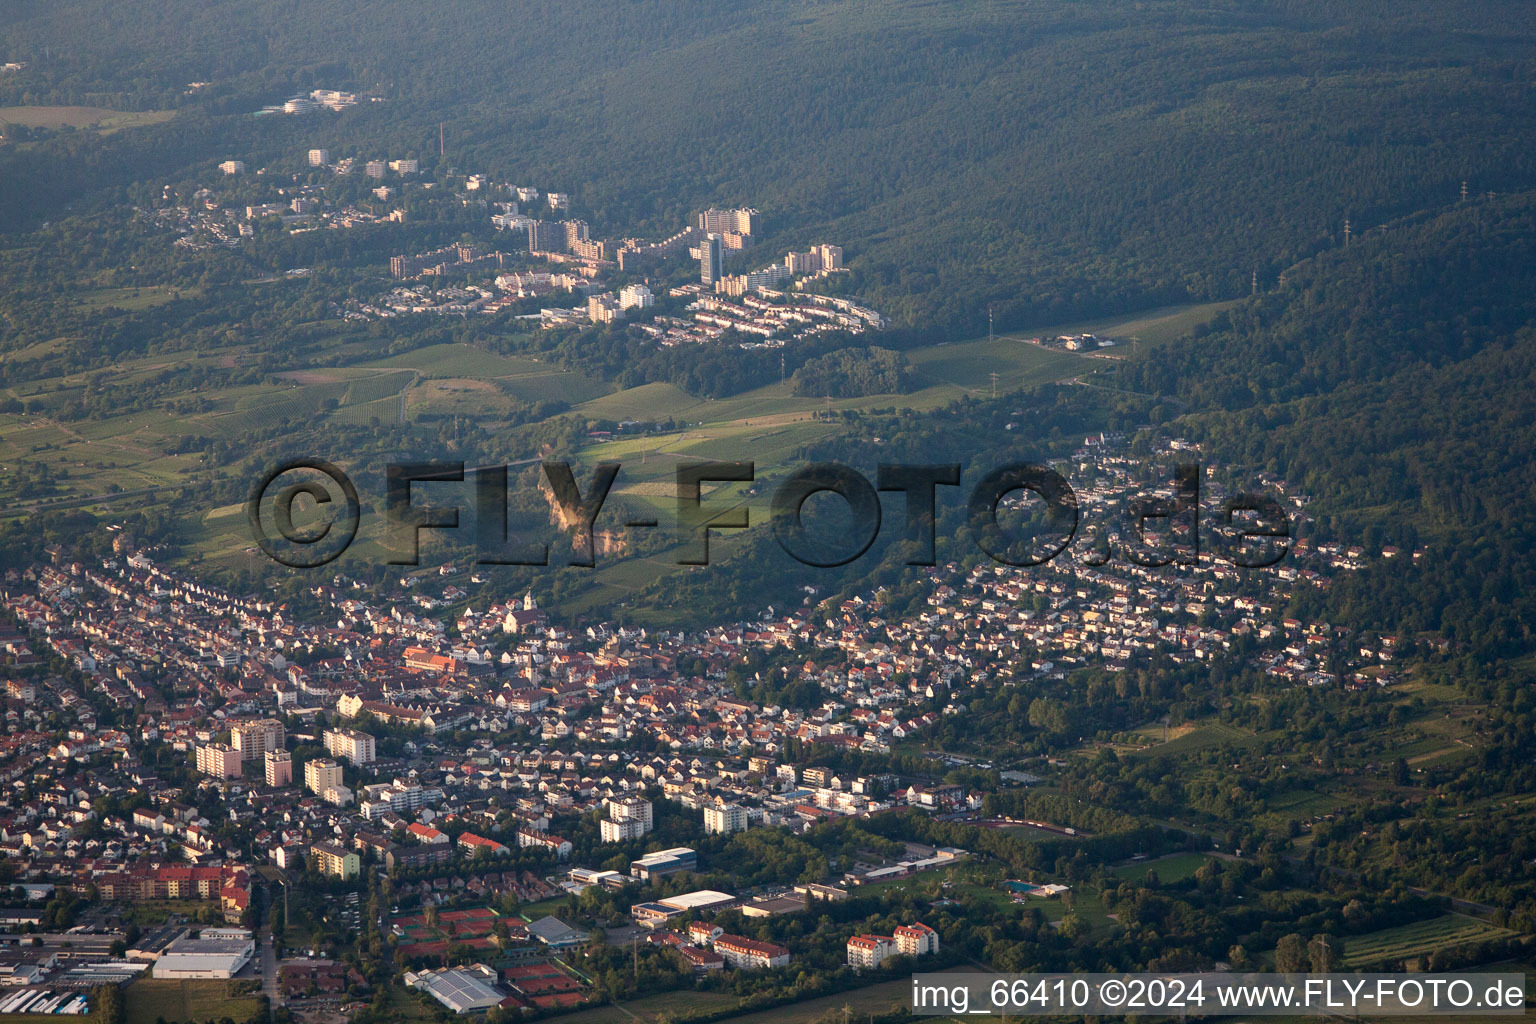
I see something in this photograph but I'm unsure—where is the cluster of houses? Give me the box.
[0,433,1432,1004]
[0,439,1414,878]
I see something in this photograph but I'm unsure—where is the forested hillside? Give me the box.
[3,1,1535,336]
[620,192,1536,662]
[1117,194,1536,657]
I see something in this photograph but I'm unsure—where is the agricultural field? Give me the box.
[123,979,262,1024]
[405,378,516,419]
[576,382,707,422]
[364,343,531,378]
[572,301,1235,435]
[0,299,1232,612]
[1258,788,1343,822]
[710,968,990,1024]
[364,343,609,405]
[1063,299,1244,350]
[339,369,415,404]
[1112,852,1216,884]
[906,334,1088,396]
[1128,721,1259,757]
[1342,915,1514,968]
[551,989,742,1024]
[0,104,175,134]
[74,285,202,312]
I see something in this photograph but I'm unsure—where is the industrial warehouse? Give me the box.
[151,929,255,980]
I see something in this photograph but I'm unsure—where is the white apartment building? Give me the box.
[703,802,749,835]
[324,727,376,766]
[846,934,895,968]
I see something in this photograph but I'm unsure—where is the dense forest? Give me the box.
[790,347,911,398]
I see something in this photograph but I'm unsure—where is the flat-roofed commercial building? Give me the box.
[153,930,254,979]
[629,847,696,881]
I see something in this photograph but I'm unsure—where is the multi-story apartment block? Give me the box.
[230,719,285,761]
[587,293,624,324]
[713,934,790,970]
[895,922,940,956]
[599,795,653,841]
[528,219,566,254]
[196,743,242,780]
[606,796,653,829]
[696,207,760,238]
[323,727,376,766]
[304,757,345,797]
[785,244,844,275]
[571,236,610,262]
[358,779,442,819]
[264,750,293,788]
[619,283,653,310]
[846,934,895,968]
[310,842,359,880]
[715,264,790,296]
[600,817,648,842]
[801,767,832,787]
[698,233,723,285]
[516,829,572,859]
[703,802,748,835]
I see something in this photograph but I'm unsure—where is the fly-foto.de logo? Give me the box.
[246,459,1290,570]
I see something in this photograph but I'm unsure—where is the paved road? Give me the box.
[260,924,282,1008]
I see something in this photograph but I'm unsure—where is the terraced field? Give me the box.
[363,342,538,377]
[331,394,401,425]
[343,369,416,404]
[1343,915,1512,968]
